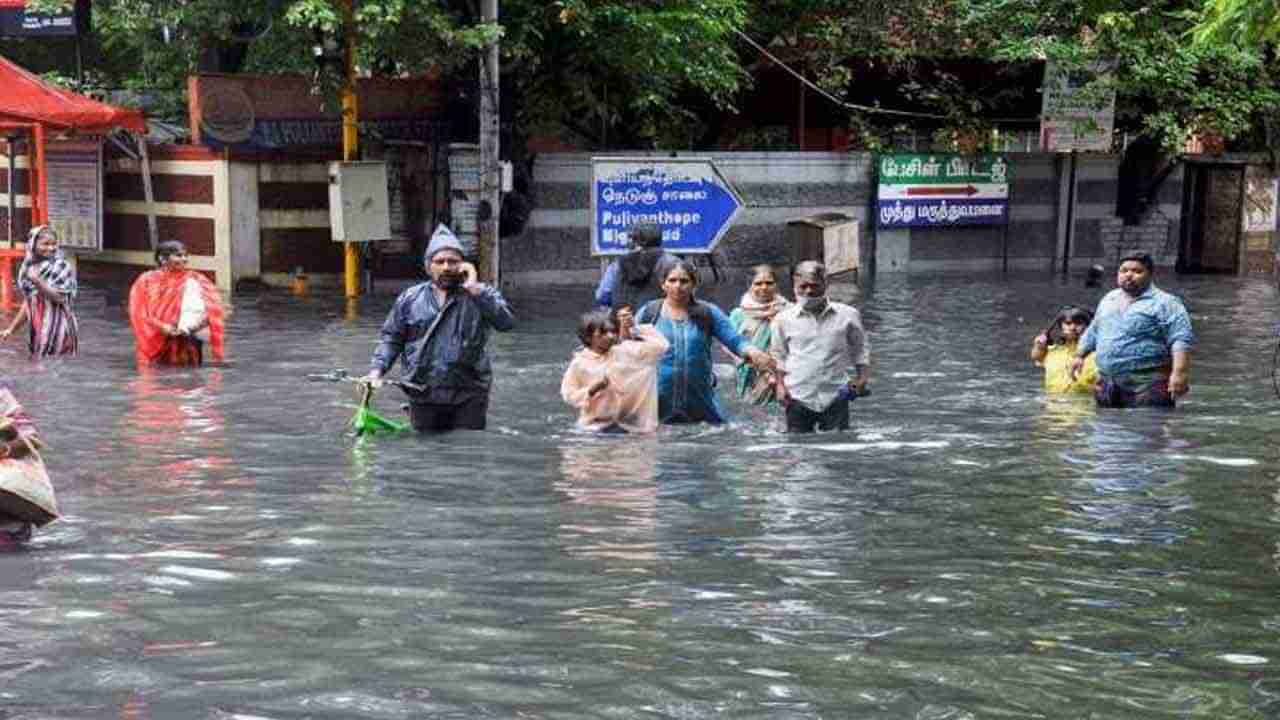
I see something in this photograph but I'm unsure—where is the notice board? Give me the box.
[45,140,103,252]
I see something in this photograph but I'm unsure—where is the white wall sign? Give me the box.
[1040,62,1116,153]
[45,139,103,252]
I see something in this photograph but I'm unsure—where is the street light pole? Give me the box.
[478,0,500,283]
[341,0,361,297]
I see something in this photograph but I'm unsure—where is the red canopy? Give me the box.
[0,54,144,134]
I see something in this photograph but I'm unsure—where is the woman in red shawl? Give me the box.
[128,241,226,366]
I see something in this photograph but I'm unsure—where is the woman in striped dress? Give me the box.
[0,226,78,356]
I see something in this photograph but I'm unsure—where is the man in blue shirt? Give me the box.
[1071,253,1195,408]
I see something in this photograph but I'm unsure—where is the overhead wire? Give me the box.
[732,27,1041,125]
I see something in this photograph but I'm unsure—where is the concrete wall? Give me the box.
[5,144,335,294]
[91,145,231,290]
[1070,155,1183,269]
[507,151,1178,284]
[505,152,875,286]
[255,161,343,284]
[0,146,31,244]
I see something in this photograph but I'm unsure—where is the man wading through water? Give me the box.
[1071,253,1195,408]
[770,261,871,433]
[364,225,515,432]
[594,223,680,310]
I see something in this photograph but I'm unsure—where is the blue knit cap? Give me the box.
[425,224,464,262]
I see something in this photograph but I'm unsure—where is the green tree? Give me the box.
[1194,0,1280,48]
[757,0,1280,152]
[15,0,752,152]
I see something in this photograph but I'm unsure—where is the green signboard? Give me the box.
[877,153,1011,228]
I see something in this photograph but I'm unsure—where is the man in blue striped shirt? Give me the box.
[1071,254,1195,408]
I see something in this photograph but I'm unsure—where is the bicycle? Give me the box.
[306,369,424,436]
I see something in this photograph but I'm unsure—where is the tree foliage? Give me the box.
[1194,0,1280,48]
[744,0,1280,152]
[7,0,1280,153]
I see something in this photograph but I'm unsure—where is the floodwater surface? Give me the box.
[1,273,1279,719]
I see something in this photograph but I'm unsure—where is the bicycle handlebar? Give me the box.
[305,369,426,394]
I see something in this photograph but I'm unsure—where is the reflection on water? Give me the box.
[0,273,1278,718]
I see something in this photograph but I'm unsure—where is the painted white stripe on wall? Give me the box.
[106,200,218,219]
[0,195,31,209]
[105,159,219,176]
[1009,204,1056,222]
[535,153,877,185]
[258,163,329,184]
[212,160,233,293]
[86,249,218,271]
[2,157,30,170]
[536,152,1064,185]
[260,209,331,230]
[1008,161,1057,181]
[530,205,870,230]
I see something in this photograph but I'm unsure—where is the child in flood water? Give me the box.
[1031,306,1098,394]
[561,306,670,433]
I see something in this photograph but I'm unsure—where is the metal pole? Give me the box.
[6,137,14,247]
[137,133,159,249]
[1062,151,1078,273]
[341,0,361,297]
[478,0,500,283]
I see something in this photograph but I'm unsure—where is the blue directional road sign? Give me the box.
[591,157,745,255]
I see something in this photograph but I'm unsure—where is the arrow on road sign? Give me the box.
[905,185,980,197]
[590,157,745,255]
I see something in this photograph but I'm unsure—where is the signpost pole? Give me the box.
[137,134,158,249]
[341,0,360,298]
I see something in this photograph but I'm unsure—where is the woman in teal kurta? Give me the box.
[728,264,790,406]
[636,261,775,424]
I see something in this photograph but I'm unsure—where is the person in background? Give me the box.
[561,305,670,433]
[0,385,56,545]
[128,240,226,366]
[365,225,515,432]
[0,225,78,356]
[1031,306,1098,394]
[594,223,680,310]
[728,264,789,406]
[636,261,775,424]
[770,261,870,433]
[1071,253,1195,408]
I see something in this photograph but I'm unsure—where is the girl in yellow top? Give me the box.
[1031,306,1098,393]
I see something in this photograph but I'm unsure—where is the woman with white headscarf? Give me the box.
[0,225,78,356]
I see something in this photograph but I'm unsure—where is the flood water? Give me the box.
[1,272,1279,719]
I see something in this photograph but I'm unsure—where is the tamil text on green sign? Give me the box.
[877,154,1010,228]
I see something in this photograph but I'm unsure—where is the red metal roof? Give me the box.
[0,54,145,134]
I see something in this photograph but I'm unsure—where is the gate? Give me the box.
[1180,163,1244,273]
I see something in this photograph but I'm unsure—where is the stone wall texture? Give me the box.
[503,151,1194,285]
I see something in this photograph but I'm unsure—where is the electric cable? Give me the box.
[733,28,1040,124]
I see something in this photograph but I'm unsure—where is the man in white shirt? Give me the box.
[769,261,870,433]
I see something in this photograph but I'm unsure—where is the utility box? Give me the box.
[785,213,860,276]
[328,161,391,243]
